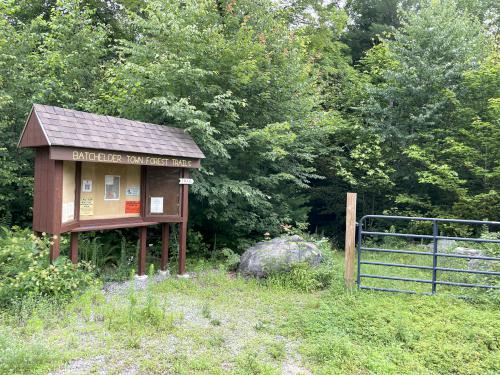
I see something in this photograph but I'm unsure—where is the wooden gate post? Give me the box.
[344,192,357,289]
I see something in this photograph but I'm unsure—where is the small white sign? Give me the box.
[62,202,74,223]
[82,180,92,193]
[126,186,140,196]
[179,178,194,185]
[150,197,164,214]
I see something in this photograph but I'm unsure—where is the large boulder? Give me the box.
[452,247,489,271]
[452,247,483,257]
[238,235,323,277]
[427,239,457,251]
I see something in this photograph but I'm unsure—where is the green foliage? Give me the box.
[352,0,499,227]
[216,247,241,271]
[0,0,109,227]
[266,236,336,292]
[82,0,322,247]
[79,231,137,281]
[0,0,498,252]
[343,0,417,62]
[0,227,98,305]
[187,229,210,258]
[267,262,320,292]
[0,328,55,374]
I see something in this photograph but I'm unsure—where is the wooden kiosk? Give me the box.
[18,104,205,277]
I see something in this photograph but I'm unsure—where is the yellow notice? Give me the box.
[80,197,94,216]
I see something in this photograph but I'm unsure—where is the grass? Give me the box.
[0,250,498,374]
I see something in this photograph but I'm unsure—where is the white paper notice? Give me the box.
[82,179,92,193]
[126,186,139,196]
[62,202,75,223]
[105,175,115,185]
[150,197,164,214]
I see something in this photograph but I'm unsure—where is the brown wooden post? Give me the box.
[70,232,79,264]
[138,226,147,276]
[50,234,60,262]
[161,223,170,272]
[52,160,63,233]
[178,170,189,275]
[344,192,357,289]
[74,161,82,221]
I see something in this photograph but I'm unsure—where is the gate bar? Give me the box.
[356,220,362,288]
[435,280,500,289]
[359,286,421,294]
[360,274,433,284]
[360,261,432,270]
[360,215,500,226]
[362,231,434,239]
[436,253,500,260]
[361,247,500,261]
[362,231,500,244]
[361,247,434,256]
[360,261,500,275]
[436,267,500,276]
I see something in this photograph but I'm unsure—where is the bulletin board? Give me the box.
[146,167,181,216]
[79,162,141,220]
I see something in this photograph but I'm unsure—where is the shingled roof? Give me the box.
[18,104,205,159]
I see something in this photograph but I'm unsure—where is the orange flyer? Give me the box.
[125,201,140,214]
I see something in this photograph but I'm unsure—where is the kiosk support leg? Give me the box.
[178,222,187,275]
[161,223,169,272]
[138,226,147,277]
[178,174,189,276]
[49,234,60,262]
[70,232,79,264]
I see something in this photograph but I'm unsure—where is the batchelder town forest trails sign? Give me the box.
[50,146,201,168]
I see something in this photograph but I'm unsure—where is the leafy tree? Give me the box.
[359,0,498,223]
[83,0,324,247]
[343,0,418,63]
[0,0,109,225]
[291,1,394,237]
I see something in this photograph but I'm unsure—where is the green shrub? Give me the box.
[187,230,210,258]
[267,262,335,292]
[264,236,336,292]
[0,227,98,306]
[214,247,241,271]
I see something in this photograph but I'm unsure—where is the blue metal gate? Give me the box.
[357,215,500,294]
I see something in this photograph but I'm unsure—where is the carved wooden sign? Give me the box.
[49,146,201,168]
